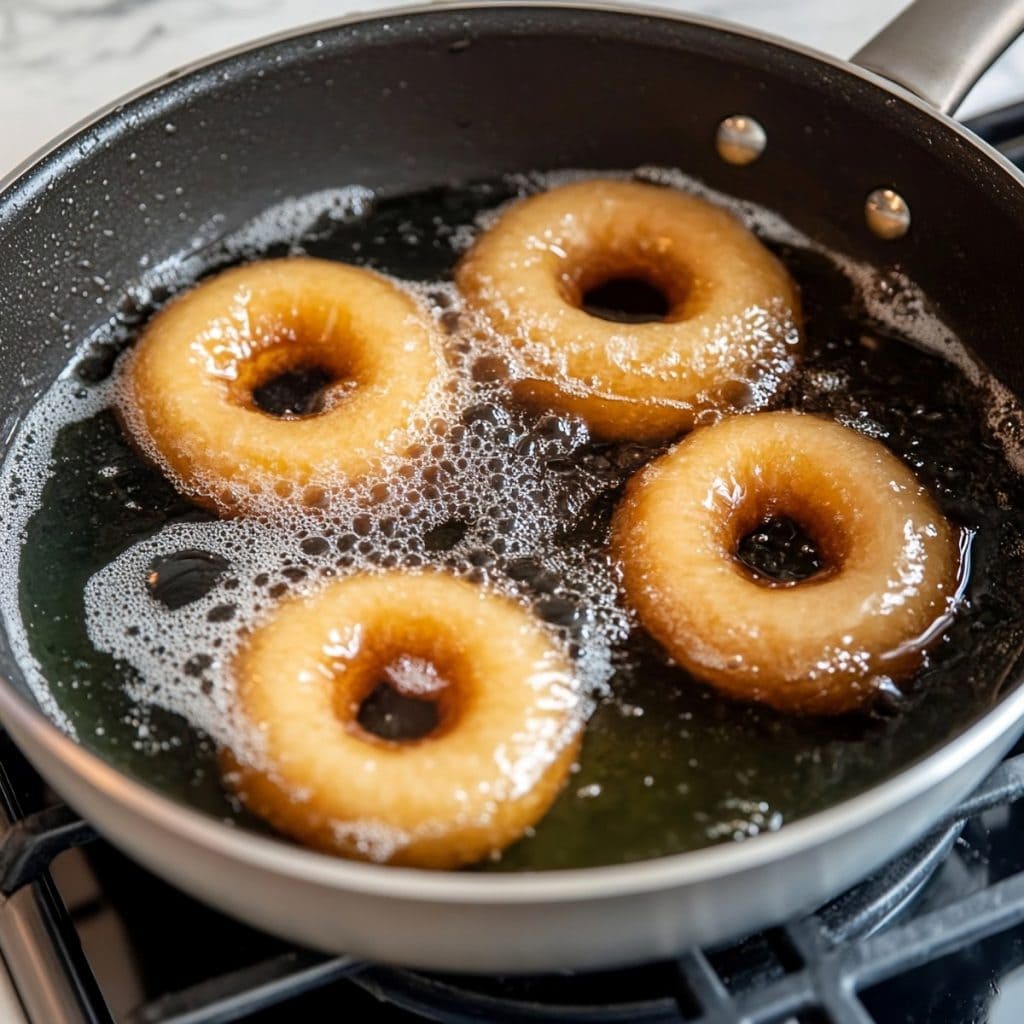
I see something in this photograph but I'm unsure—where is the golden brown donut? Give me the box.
[223,571,583,868]
[456,179,801,441]
[119,257,448,513]
[611,411,961,715]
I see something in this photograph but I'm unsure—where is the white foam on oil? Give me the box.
[0,374,114,737]
[1,168,1022,858]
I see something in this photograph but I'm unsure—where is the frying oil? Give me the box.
[4,169,1024,869]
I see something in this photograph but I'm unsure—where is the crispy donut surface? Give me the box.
[611,412,961,714]
[224,571,583,868]
[456,179,801,441]
[120,258,448,513]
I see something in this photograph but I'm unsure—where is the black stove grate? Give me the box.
[1,105,1024,1024]
[3,738,1024,1024]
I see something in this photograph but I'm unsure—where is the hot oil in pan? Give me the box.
[10,173,1024,869]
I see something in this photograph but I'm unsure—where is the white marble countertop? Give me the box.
[3,0,1024,178]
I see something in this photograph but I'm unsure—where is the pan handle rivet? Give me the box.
[865,188,911,240]
[715,115,766,166]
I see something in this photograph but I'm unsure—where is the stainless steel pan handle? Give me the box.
[853,0,1024,114]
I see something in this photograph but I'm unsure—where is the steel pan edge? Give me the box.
[0,662,1020,971]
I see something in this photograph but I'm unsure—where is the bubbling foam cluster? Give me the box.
[82,368,629,762]
[78,266,639,769]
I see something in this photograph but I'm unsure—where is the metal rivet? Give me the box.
[716,115,766,166]
[865,188,911,240]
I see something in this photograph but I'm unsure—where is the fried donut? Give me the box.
[456,179,801,441]
[119,258,448,513]
[224,571,583,868]
[611,412,961,715]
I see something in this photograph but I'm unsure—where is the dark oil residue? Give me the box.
[17,176,1024,869]
[146,550,230,610]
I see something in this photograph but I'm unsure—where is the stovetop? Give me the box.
[2,103,1024,1024]
[8,730,1024,1024]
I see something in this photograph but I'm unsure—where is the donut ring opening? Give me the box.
[119,257,449,514]
[228,340,355,419]
[559,240,704,324]
[612,411,961,715]
[354,662,449,743]
[457,179,802,441]
[726,495,849,589]
[224,571,584,868]
[334,645,466,748]
[580,276,672,324]
[734,515,826,585]
[249,364,337,418]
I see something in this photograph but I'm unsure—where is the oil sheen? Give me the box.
[5,169,1024,870]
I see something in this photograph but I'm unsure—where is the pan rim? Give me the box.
[1,0,1023,905]
[5,0,1024,199]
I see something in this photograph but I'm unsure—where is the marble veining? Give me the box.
[1,0,1023,175]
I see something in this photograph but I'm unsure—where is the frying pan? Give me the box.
[1,0,1024,975]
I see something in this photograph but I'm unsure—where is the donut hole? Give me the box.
[581,277,671,324]
[252,365,334,418]
[232,342,357,420]
[736,515,825,584]
[347,653,457,745]
[567,244,702,324]
[356,680,441,741]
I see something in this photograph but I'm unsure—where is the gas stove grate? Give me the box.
[2,104,1024,1024]
[2,728,1024,1024]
